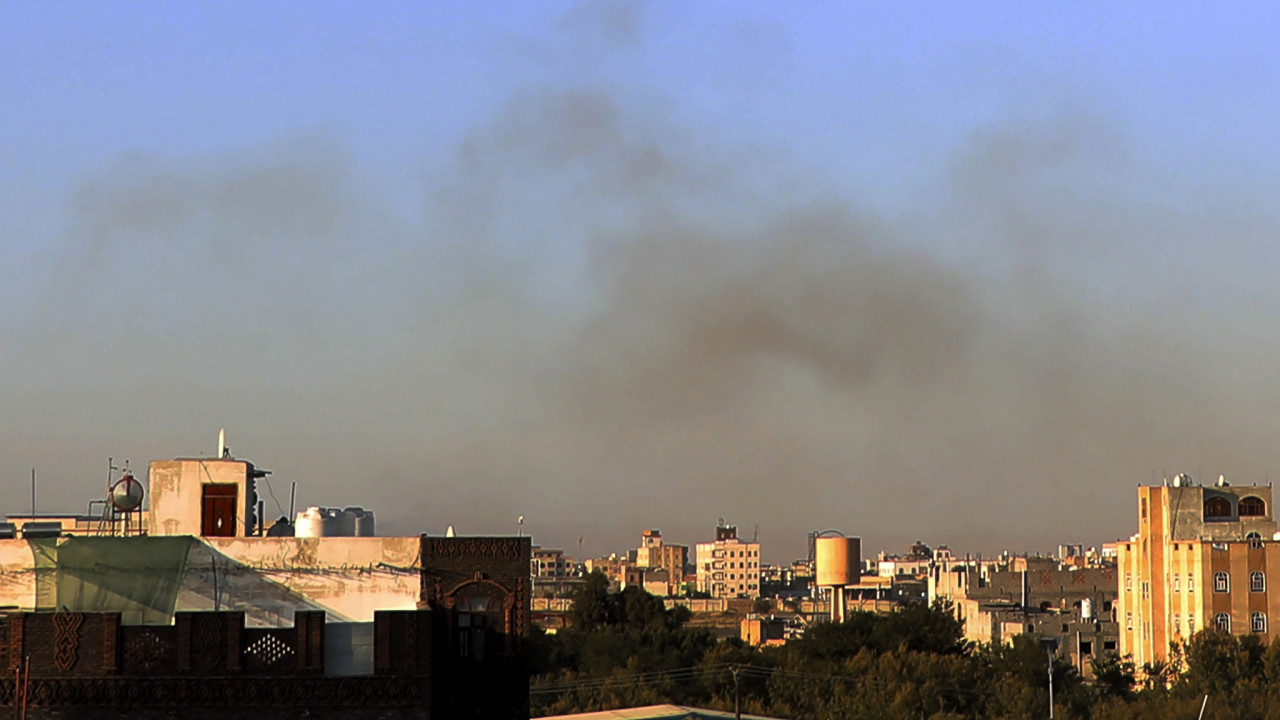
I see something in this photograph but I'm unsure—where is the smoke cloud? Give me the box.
[6,1,1280,561]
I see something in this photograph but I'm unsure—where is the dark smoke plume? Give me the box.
[6,1,1280,561]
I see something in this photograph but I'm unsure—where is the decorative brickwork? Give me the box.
[0,610,435,719]
[122,629,170,672]
[52,613,83,672]
[420,535,531,720]
[0,675,425,711]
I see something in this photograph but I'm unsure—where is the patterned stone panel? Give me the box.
[16,613,117,678]
[120,626,178,675]
[241,630,297,675]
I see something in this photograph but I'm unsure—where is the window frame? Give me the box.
[1214,571,1230,593]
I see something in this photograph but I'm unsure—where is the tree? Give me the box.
[569,571,612,631]
[1091,652,1137,701]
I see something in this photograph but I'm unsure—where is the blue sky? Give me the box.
[3,1,1280,559]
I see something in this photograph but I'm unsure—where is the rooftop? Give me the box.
[536,705,791,720]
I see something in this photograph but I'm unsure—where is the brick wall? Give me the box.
[420,535,531,720]
[1,610,435,718]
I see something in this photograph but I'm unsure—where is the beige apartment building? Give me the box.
[696,521,761,599]
[1118,476,1278,668]
[634,529,689,596]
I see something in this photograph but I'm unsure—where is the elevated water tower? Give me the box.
[814,533,861,623]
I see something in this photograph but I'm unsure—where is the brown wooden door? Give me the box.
[201,483,238,537]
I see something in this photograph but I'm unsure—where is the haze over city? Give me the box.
[5,1,1280,561]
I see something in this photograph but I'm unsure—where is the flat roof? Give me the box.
[536,705,791,720]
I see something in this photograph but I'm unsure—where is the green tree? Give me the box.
[1091,652,1137,701]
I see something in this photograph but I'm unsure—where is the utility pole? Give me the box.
[1047,649,1054,720]
[731,665,741,720]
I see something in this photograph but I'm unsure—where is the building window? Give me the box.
[1142,582,1149,599]
[1174,614,1181,634]
[1188,573,1195,592]
[1174,575,1181,593]
[1253,612,1268,633]
[1126,612,1133,631]
[1214,572,1230,593]
[453,588,505,662]
[1205,496,1233,518]
[1125,573,1132,591]
[1252,571,1266,593]
[1248,532,1265,550]
[1241,496,1267,517]
[1188,616,1195,633]
[1216,613,1231,632]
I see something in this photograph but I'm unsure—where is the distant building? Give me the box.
[695,521,761,599]
[1119,475,1279,668]
[531,546,581,598]
[532,546,573,579]
[930,554,1118,675]
[876,540,936,579]
[740,614,804,647]
[634,529,689,596]
[584,554,630,590]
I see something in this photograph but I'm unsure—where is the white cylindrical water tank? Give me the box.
[295,507,325,538]
[1081,598,1093,621]
[815,536,862,587]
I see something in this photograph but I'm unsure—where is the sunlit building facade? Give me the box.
[1118,476,1277,668]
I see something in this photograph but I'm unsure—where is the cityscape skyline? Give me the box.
[7,2,1280,562]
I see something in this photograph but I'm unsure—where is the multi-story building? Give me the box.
[695,521,761,599]
[584,554,630,590]
[634,529,689,596]
[532,546,573,579]
[930,555,1119,674]
[1118,475,1278,668]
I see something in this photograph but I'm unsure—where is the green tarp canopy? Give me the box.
[30,536,193,624]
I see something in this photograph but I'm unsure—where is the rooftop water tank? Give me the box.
[21,522,63,539]
[295,507,325,538]
[110,473,146,512]
[346,507,376,537]
[322,507,354,537]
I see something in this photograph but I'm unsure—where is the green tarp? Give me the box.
[29,536,193,624]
